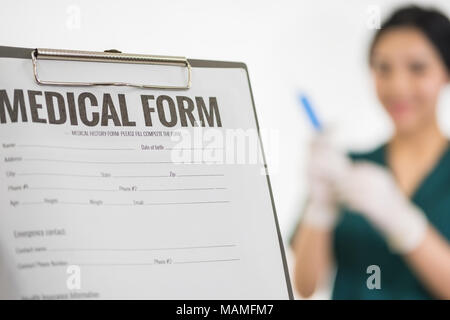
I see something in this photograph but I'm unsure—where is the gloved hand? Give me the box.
[302,131,351,229]
[336,161,428,254]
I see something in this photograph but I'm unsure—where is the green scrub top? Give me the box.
[291,141,450,299]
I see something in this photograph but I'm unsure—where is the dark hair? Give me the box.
[370,5,450,72]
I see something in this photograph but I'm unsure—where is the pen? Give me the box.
[298,93,322,131]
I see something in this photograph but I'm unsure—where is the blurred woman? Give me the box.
[291,5,450,299]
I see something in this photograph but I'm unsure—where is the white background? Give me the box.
[2,0,450,298]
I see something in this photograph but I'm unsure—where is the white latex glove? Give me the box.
[336,161,428,254]
[302,130,352,229]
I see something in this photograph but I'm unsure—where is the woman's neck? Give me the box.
[389,121,448,162]
[386,121,448,197]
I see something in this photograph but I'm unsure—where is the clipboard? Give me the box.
[0,45,293,300]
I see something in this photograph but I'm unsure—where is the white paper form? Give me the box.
[0,48,292,300]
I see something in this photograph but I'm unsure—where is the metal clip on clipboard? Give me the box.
[31,48,192,90]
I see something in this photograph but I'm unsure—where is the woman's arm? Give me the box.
[336,161,450,299]
[292,130,349,297]
[292,223,334,298]
[405,225,450,299]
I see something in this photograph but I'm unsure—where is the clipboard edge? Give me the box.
[242,60,295,301]
[0,45,248,70]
